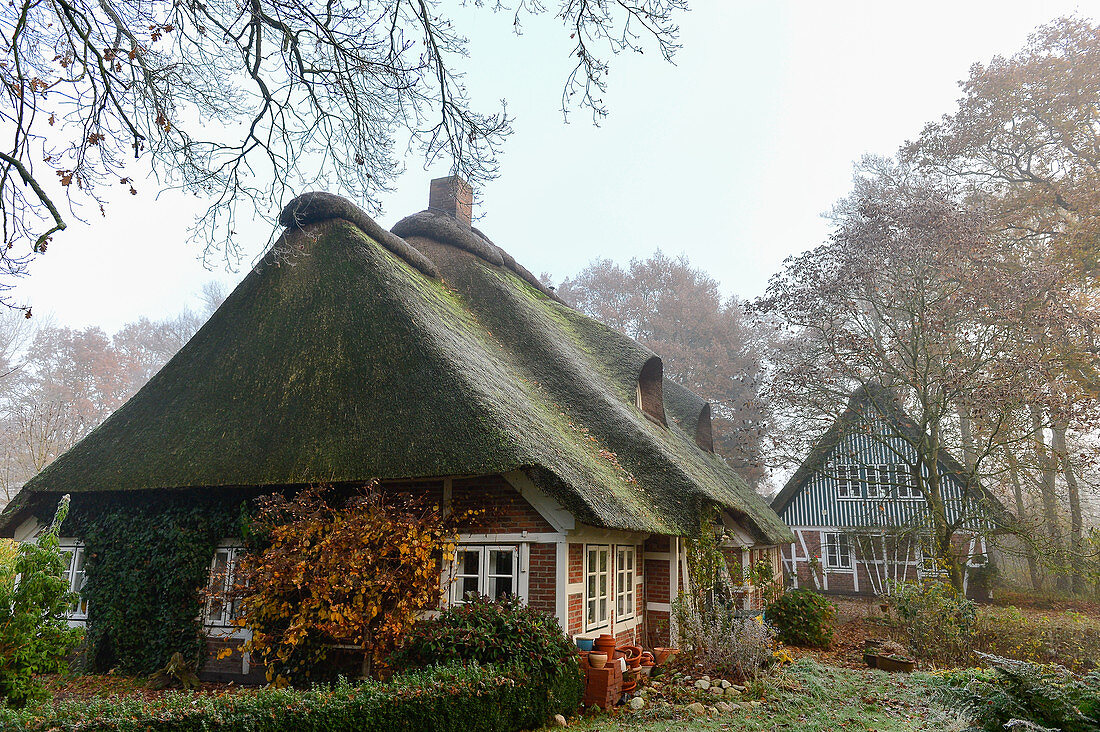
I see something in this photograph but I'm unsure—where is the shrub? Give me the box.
[938,654,1100,732]
[673,598,777,681]
[765,589,835,648]
[973,606,1100,672]
[238,484,467,683]
[391,595,582,718]
[889,580,975,666]
[0,498,84,707]
[0,663,563,731]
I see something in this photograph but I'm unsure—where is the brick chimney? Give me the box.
[428,176,473,226]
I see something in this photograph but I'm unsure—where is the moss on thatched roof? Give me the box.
[2,194,790,543]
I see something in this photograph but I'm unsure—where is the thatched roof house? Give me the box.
[2,177,791,678]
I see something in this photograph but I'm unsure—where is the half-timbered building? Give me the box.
[771,386,998,598]
[1,178,792,681]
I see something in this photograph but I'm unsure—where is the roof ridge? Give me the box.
[279,192,441,279]
[393,209,561,302]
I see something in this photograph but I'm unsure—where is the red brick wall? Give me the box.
[567,592,583,635]
[644,558,670,604]
[528,543,556,615]
[452,475,555,533]
[568,543,583,583]
[783,530,986,597]
[201,638,267,684]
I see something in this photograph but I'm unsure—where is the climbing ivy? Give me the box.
[63,492,246,674]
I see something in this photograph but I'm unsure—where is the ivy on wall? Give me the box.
[63,492,247,674]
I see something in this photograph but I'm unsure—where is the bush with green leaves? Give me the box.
[937,654,1100,732]
[765,589,836,648]
[390,595,582,718]
[0,497,84,707]
[0,663,563,731]
[889,580,976,666]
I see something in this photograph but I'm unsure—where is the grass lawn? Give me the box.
[560,659,963,732]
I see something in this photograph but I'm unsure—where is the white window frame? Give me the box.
[615,545,635,621]
[835,464,861,499]
[585,544,611,631]
[205,546,244,628]
[58,542,88,622]
[918,538,947,576]
[449,545,519,604]
[865,466,885,499]
[823,532,853,571]
[893,464,922,499]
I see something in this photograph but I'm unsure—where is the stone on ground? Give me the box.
[553,713,567,727]
[686,702,707,716]
[693,679,711,690]
[628,696,645,710]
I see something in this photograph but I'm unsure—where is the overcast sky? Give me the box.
[13,1,1093,333]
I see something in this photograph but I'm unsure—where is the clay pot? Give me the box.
[653,647,679,665]
[588,653,608,669]
[593,634,617,656]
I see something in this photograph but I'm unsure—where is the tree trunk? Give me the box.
[922,428,964,593]
[1031,407,1068,593]
[1006,449,1043,591]
[958,405,977,471]
[1052,423,1086,595]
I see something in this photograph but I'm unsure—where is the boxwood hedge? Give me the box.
[0,663,567,732]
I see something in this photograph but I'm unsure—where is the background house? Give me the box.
[1,178,792,680]
[771,387,999,598]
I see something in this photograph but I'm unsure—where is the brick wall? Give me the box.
[567,592,583,635]
[528,543,556,615]
[201,637,267,685]
[644,558,669,604]
[568,543,583,583]
[452,475,555,534]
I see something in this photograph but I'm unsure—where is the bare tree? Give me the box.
[0,0,685,308]
[755,157,1050,591]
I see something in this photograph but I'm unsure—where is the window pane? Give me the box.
[587,599,596,624]
[461,550,480,576]
[490,549,513,576]
[599,550,608,573]
[460,575,479,598]
[490,576,513,599]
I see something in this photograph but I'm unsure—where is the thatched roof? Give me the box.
[2,191,791,543]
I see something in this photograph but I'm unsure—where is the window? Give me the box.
[919,538,946,575]
[205,546,244,627]
[893,465,921,499]
[59,544,88,621]
[450,546,518,604]
[585,545,611,630]
[615,545,635,620]
[836,464,861,499]
[865,466,885,499]
[823,532,852,570]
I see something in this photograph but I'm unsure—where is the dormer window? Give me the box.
[695,403,714,452]
[636,356,666,426]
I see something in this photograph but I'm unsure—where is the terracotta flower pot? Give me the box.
[593,634,617,656]
[653,647,679,665]
[588,653,608,669]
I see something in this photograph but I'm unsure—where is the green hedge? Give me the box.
[0,664,571,731]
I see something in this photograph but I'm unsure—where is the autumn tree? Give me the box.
[235,483,465,682]
[1,0,685,308]
[0,283,225,506]
[755,157,1047,591]
[908,16,1100,594]
[557,251,776,486]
